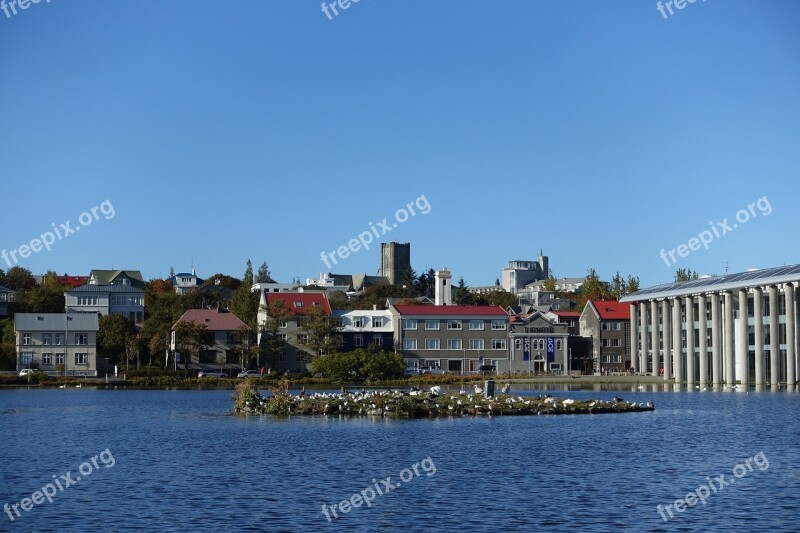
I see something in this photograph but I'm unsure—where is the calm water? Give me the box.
[1,386,798,532]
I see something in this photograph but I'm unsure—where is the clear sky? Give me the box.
[1,0,798,289]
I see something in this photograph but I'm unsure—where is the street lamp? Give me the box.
[568,347,572,376]
[64,314,73,378]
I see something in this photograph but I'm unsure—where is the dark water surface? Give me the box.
[1,386,798,532]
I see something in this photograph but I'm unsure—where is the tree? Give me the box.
[257,262,271,282]
[300,304,342,357]
[399,265,420,296]
[147,279,174,295]
[418,268,436,299]
[453,277,476,306]
[675,268,699,282]
[173,320,208,368]
[610,272,625,301]
[142,288,184,367]
[15,284,69,313]
[97,314,137,365]
[542,273,557,292]
[310,345,405,383]
[243,260,254,287]
[169,266,175,278]
[577,268,611,310]
[4,266,36,291]
[476,289,518,308]
[202,274,241,290]
[625,275,640,294]
[260,299,291,370]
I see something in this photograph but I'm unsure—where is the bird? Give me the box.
[501,383,511,394]
[563,399,575,405]
[429,386,443,396]
[58,384,66,389]
[637,385,644,390]
[458,388,467,395]
[612,396,624,403]
[474,385,483,394]
[299,386,306,397]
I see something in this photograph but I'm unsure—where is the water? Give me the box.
[1,386,798,532]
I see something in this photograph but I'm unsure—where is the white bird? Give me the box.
[430,386,443,396]
[458,388,466,395]
[474,385,483,394]
[75,384,82,388]
[563,399,575,405]
[501,383,511,394]
[58,384,66,389]
[637,385,644,390]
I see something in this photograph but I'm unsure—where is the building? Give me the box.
[579,300,631,373]
[508,311,570,374]
[333,308,394,352]
[33,274,88,288]
[0,286,15,317]
[169,268,205,295]
[620,264,800,387]
[515,288,574,310]
[501,250,548,294]
[88,269,145,290]
[304,273,352,294]
[257,292,333,373]
[15,312,99,376]
[171,308,250,371]
[65,284,145,325]
[381,242,410,285]
[546,310,582,336]
[525,277,592,293]
[390,304,510,374]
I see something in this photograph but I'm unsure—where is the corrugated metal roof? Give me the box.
[68,284,144,294]
[15,313,99,331]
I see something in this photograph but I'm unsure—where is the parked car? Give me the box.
[237,370,261,378]
[19,368,40,377]
[198,370,226,378]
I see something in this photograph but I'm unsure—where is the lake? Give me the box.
[1,385,798,532]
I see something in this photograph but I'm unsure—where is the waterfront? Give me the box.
[1,387,798,532]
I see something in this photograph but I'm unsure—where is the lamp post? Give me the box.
[64,314,73,378]
[569,347,572,376]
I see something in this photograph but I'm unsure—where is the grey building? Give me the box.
[88,269,146,290]
[15,313,99,376]
[381,242,410,285]
[501,250,549,294]
[509,311,570,374]
[66,284,145,326]
[0,286,15,317]
[579,300,631,373]
[333,308,394,352]
[390,304,510,374]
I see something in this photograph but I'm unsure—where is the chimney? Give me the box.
[435,268,452,306]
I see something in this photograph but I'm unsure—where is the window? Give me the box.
[22,333,31,346]
[56,333,65,346]
[55,353,64,365]
[425,320,439,330]
[469,339,484,350]
[75,333,88,346]
[372,318,383,328]
[403,319,417,330]
[514,339,522,350]
[335,318,344,328]
[402,339,417,350]
[42,333,51,346]
[425,339,440,350]
[75,353,88,365]
[556,339,562,350]
[372,334,383,346]
[277,334,287,342]
[354,334,364,347]
[447,339,462,350]
[353,317,365,328]
[491,320,506,330]
[447,320,462,330]
[278,353,286,362]
[611,338,621,347]
[293,301,303,308]
[279,321,288,329]
[492,339,507,350]
[42,353,52,365]
[297,334,308,345]
[421,359,441,369]
[20,352,33,365]
[469,320,484,330]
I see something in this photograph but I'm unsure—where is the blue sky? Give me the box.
[1,0,798,288]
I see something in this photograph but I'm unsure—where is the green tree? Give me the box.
[476,289,518,308]
[675,268,699,282]
[577,268,611,310]
[399,265,419,296]
[4,266,36,291]
[259,299,291,370]
[310,345,405,383]
[453,277,476,305]
[173,320,208,368]
[201,274,241,290]
[257,262,271,282]
[542,273,557,292]
[97,314,137,365]
[14,283,69,313]
[625,275,640,294]
[418,268,436,299]
[300,304,342,357]
[231,261,259,328]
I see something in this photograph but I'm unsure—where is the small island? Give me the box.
[233,380,655,418]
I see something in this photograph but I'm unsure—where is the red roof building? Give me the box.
[263,292,332,316]
[172,308,250,331]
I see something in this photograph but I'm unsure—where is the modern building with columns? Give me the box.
[620,265,800,387]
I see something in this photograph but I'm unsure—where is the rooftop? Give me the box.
[68,284,145,294]
[585,300,630,321]
[172,309,250,331]
[264,292,332,316]
[393,305,508,317]
[15,312,99,331]
[620,264,800,302]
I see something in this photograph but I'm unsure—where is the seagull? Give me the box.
[501,383,511,394]
[458,388,467,395]
[299,386,306,397]
[563,399,575,405]
[612,396,624,403]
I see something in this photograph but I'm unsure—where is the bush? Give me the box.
[310,346,406,383]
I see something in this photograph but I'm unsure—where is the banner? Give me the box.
[523,338,530,361]
[547,337,555,363]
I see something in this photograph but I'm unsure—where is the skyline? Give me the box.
[1,1,798,288]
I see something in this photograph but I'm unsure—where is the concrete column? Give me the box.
[786,283,796,386]
[736,289,749,386]
[685,296,695,387]
[769,285,780,385]
[711,293,722,387]
[754,287,765,387]
[640,301,649,374]
[630,303,639,373]
[724,291,735,385]
[698,294,708,386]
[672,299,682,382]
[662,299,672,380]
[650,300,659,377]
